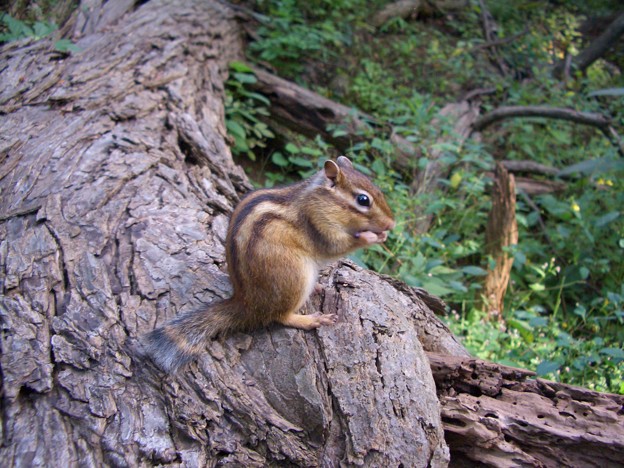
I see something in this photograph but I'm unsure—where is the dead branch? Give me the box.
[473,105,612,132]
[371,0,422,28]
[553,11,624,79]
[473,105,623,155]
[513,176,566,195]
[477,0,509,76]
[471,28,529,51]
[428,352,624,467]
[501,159,559,177]
[483,163,517,322]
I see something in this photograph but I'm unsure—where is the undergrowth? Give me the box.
[226,0,624,393]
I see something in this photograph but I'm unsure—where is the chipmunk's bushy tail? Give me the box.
[144,299,238,372]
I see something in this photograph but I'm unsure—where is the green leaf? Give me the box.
[285,143,299,154]
[226,120,246,140]
[536,360,560,376]
[229,61,253,73]
[507,318,534,344]
[33,21,57,38]
[421,278,455,297]
[233,72,257,84]
[558,157,624,177]
[428,265,457,275]
[528,316,548,327]
[371,158,386,176]
[288,156,314,168]
[579,267,589,280]
[599,348,624,360]
[461,265,488,276]
[271,152,289,167]
[55,39,81,53]
[595,211,619,228]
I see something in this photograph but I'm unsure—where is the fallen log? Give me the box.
[428,352,624,467]
[370,0,468,28]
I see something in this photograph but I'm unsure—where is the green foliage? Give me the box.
[0,11,80,52]
[232,0,624,393]
[224,62,275,161]
[0,11,57,42]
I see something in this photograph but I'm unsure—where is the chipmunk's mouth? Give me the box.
[354,230,389,244]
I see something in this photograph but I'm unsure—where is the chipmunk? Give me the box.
[145,156,395,372]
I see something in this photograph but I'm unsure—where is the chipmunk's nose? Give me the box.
[386,220,396,231]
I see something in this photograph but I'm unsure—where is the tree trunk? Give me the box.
[0,0,456,465]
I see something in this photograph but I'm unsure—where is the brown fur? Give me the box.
[145,156,394,372]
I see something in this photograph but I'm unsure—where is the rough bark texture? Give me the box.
[483,163,518,322]
[429,353,624,467]
[0,0,458,465]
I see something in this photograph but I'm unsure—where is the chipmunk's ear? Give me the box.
[324,160,342,185]
[336,156,353,169]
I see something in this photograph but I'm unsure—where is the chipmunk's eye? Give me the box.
[356,194,371,207]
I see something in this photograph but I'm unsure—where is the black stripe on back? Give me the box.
[245,212,292,263]
[227,191,290,287]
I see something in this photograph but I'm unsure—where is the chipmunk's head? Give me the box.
[321,156,395,247]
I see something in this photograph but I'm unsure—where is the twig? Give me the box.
[471,28,529,51]
[472,105,623,156]
[477,0,509,76]
[501,160,559,177]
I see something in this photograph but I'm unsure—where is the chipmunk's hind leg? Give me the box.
[278,311,338,331]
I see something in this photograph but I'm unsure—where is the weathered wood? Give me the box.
[483,163,518,321]
[428,353,624,467]
[0,0,455,466]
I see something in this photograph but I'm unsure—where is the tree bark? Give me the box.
[0,0,456,465]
